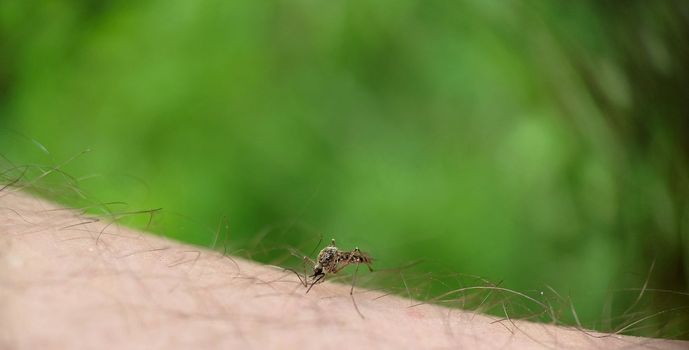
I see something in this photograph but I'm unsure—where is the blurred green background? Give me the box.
[1,0,688,337]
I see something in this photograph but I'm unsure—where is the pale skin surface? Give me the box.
[0,191,686,350]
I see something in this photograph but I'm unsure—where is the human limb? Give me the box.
[0,191,686,349]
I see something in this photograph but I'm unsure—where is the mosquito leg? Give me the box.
[306,274,324,294]
[301,256,310,287]
[350,262,361,295]
[303,256,316,265]
[350,262,365,319]
[351,294,365,319]
[285,268,307,287]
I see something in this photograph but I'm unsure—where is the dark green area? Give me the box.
[1,0,688,338]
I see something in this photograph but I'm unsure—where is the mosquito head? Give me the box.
[311,263,323,278]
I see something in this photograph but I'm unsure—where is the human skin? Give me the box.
[0,190,686,350]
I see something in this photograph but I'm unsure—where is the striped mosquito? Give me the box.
[296,239,374,294]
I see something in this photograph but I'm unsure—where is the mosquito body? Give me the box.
[304,239,373,294]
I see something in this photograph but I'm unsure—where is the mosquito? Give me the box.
[299,238,374,295]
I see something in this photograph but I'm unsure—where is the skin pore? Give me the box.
[1,190,687,349]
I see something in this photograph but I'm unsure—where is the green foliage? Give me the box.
[1,0,688,337]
